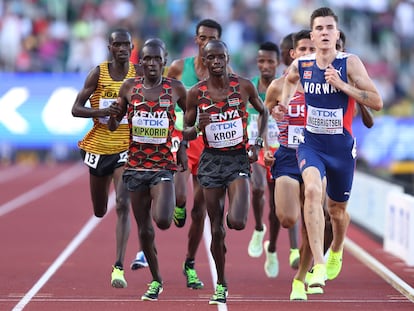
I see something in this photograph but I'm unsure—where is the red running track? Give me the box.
[0,163,413,311]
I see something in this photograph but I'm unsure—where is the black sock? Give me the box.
[114,262,123,269]
[185,259,195,269]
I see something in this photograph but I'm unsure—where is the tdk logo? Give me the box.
[311,110,337,118]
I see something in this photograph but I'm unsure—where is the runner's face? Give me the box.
[109,32,133,62]
[310,16,339,51]
[141,45,164,79]
[195,26,220,50]
[257,50,279,80]
[203,44,228,76]
[293,39,315,58]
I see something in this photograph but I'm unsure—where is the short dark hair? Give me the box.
[108,28,130,44]
[196,19,222,38]
[259,41,280,59]
[339,30,346,46]
[292,30,311,48]
[310,7,338,29]
[142,37,168,59]
[280,33,294,51]
[202,39,228,56]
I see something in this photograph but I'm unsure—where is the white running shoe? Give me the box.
[264,240,279,278]
[248,224,266,257]
[130,251,148,270]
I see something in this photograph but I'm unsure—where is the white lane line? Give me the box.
[345,237,414,302]
[11,192,116,311]
[0,163,85,217]
[203,215,228,311]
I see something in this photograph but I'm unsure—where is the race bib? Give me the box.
[98,99,127,125]
[84,152,100,169]
[131,115,169,144]
[205,118,243,148]
[171,136,181,153]
[306,105,343,134]
[267,118,280,148]
[117,150,128,163]
[287,125,304,148]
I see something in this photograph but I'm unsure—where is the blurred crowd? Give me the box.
[0,0,413,115]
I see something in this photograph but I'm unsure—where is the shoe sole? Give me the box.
[174,220,186,228]
[290,257,300,270]
[209,300,226,305]
[111,279,127,288]
[141,287,163,301]
[130,262,149,270]
[306,286,324,294]
[141,297,157,301]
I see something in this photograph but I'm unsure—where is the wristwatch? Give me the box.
[255,137,264,149]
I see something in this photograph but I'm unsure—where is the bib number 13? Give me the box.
[84,152,100,169]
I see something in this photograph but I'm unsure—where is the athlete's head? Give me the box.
[140,42,165,79]
[107,29,133,62]
[196,19,222,38]
[310,7,340,50]
[257,41,280,79]
[195,19,222,52]
[280,33,294,67]
[143,37,168,64]
[310,7,338,29]
[202,40,229,76]
[291,30,315,58]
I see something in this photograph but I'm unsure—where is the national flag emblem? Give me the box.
[160,99,171,107]
[228,98,240,106]
[303,70,312,79]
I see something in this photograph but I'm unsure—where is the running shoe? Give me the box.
[326,249,343,280]
[289,248,300,269]
[306,286,324,294]
[111,266,127,288]
[183,262,204,289]
[289,279,307,301]
[307,264,326,288]
[209,283,228,305]
[263,240,279,278]
[141,280,163,301]
[247,224,266,257]
[304,271,324,294]
[130,251,148,270]
[173,206,186,228]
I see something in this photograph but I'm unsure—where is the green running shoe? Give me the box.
[111,266,127,288]
[209,283,228,305]
[290,279,307,301]
[141,280,163,301]
[308,264,326,288]
[183,262,204,289]
[326,249,343,280]
[173,206,186,228]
